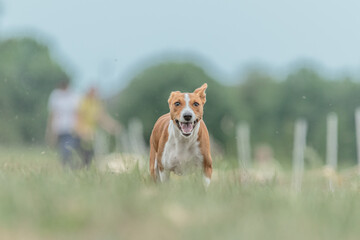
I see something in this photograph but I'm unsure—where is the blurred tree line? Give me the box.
[0,37,68,143]
[1,36,360,165]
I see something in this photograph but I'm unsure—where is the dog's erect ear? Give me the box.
[168,91,180,105]
[194,83,207,104]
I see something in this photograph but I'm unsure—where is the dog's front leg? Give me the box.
[159,169,170,182]
[156,150,170,182]
[202,154,212,187]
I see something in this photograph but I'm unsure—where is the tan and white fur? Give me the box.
[149,83,212,186]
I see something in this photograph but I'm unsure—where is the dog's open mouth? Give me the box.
[175,119,199,137]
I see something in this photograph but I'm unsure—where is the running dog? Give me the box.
[149,83,212,186]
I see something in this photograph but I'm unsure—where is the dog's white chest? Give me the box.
[161,123,203,175]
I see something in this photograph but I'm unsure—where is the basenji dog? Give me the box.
[149,83,212,186]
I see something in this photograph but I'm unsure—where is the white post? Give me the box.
[292,119,307,193]
[116,129,131,154]
[355,108,360,169]
[236,122,251,169]
[326,113,338,170]
[128,118,147,156]
[326,112,338,192]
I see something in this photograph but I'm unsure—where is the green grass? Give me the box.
[0,146,360,239]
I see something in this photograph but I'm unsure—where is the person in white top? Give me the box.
[46,79,80,168]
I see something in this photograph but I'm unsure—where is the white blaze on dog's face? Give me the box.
[168,83,207,137]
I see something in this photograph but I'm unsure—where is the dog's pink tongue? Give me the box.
[181,122,193,134]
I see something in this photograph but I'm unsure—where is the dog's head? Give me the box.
[168,83,207,137]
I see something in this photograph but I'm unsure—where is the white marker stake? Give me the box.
[128,118,147,156]
[355,108,360,171]
[292,119,307,193]
[326,113,338,192]
[236,123,251,169]
[326,113,338,170]
[117,129,131,154]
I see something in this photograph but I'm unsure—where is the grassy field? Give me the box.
[1,146,360,239]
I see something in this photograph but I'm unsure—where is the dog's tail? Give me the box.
[149,141,157,182]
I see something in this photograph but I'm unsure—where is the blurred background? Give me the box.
[1,0,360,166]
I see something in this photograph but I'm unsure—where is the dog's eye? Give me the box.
[174,102,181,106]
[193,102,199,107]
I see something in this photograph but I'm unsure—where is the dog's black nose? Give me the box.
[183,114,192,121]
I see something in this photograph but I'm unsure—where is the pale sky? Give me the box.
[1,0,360,95]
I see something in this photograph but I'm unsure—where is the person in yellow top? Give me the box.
[76,87,121,167]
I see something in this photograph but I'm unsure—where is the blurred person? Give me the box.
[46,79,80,168]
[76,86,121,167]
